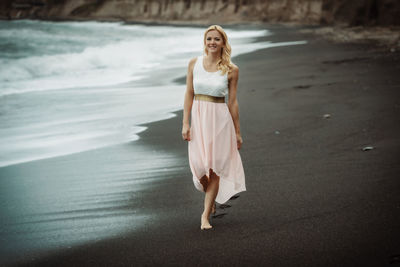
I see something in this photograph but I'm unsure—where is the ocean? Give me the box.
[0,19,306,168]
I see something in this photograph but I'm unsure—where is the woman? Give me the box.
[182,25,246,230]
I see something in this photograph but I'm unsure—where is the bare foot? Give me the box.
[200,213,212,230]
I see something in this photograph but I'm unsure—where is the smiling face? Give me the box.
[204,30,224,55]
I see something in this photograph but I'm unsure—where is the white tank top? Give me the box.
[193,55,228,97]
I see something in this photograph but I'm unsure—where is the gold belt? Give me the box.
[194,94,225,103]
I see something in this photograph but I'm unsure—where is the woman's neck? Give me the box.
[205,53,221,63]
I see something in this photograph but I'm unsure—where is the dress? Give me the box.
[188,55,246,204]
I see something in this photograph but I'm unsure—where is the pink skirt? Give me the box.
[188,99,246,204]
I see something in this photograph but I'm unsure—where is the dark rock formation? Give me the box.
[321,0,400,26]
[0,0,399,26]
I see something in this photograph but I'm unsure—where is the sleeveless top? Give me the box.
[193,55,228,97]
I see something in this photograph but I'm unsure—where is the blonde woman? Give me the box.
[182,25,246,230]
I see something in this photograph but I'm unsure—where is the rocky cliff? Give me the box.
[1,0,399,26]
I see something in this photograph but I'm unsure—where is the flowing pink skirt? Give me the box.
[188,99,246,204]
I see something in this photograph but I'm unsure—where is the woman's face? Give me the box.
[205,30,224,54]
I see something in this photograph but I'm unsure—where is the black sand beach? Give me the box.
[3,24,400,266]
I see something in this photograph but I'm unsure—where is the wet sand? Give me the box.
[5,24,400,266]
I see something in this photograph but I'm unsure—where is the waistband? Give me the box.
[194,94,225,103]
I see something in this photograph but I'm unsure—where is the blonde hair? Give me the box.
[203,25,233,76]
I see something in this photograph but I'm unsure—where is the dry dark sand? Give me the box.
[12,24,400,266]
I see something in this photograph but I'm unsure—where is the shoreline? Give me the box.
[2,23,400,266]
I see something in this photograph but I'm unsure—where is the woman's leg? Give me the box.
[199,175,216,214]
[199,175,209,192]
[201,170,220,229]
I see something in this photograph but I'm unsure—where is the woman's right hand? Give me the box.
[182,123,191,141]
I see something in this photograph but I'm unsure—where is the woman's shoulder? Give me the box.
[188,56,200,68]
[229,62,239,78]
[230,62,239,72]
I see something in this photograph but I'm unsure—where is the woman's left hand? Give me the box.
[182,123,191,141]
[236,133,243,150]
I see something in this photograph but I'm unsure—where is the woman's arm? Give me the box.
[228,64,243,150]
[182,57,196,141]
